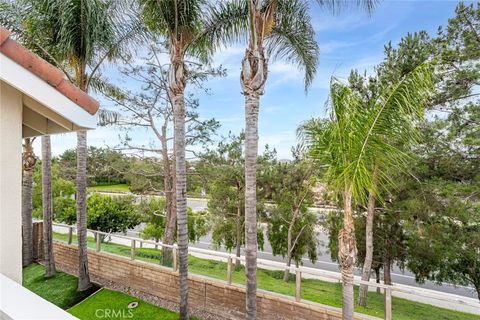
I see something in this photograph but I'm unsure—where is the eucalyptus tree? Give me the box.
[102,45,221,265]
[1,0,143,291]
[22,138,36,267]
[301,62,434,319]
[266,146,317,281]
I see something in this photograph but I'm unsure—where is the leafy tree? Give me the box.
[57,147,131,186]
[138,198,209,258]
[86,194,140,241]
[102,45,221,266]
[54,197,77,225]
[200,133,266,269]
[401,179,480,300]
[433,2,480,108]
[32,160,76,218]
[266,147,318,281]
[390,100,480,300]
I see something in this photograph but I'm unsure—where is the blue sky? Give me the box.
[44,0,464,159]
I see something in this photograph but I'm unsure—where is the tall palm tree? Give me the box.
[211,1,378,316]
[1,0,143,290]
[22,138,36,267]
[301,63,434,319]
[140,1,251,318]
[41,135,56,277]
[239,1,318,317]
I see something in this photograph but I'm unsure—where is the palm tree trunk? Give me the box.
[172,89,188,320]
[161,118,175,266]
[22,138,36,267]
[42,135,55,277]
[358,190,375,306]
[244,93,260,319]
[169,49,189,318]
[76,130,91,290]
[339,185,357,320]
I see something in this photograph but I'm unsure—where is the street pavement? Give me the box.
[101,192,479,300]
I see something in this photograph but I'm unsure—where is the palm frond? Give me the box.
[301,62,434,204]
[266,0,319,89]
[315,0,379,15]
[97,109,121,126]
[197,0,249,52]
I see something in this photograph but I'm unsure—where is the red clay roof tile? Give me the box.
[0,26,99,115]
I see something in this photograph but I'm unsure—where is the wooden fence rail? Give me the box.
[51,222,479,319]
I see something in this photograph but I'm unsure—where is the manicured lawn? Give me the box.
[88,183,130,193]
[52,233,479,320]
[68,288,185,320]
[23,263,99,309]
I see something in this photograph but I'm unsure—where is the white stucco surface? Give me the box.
[0,273,78,320]
[0,82,22,284]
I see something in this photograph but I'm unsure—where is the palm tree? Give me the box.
[301,63,434,319]
[139,1,251,318]
[2,0,143,290]
[22,138,36,267]
[41,135,56,277]
[211,1,378,316]
[237,2,320,317]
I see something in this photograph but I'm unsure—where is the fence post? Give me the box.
[96,232,101,252]
[67,227,73,245]
[172,247,177,272]
[384,286,392,320]
[139,241,143,248]
[227,256,232,285]
[295,270,302,302]
[131,239,136,260]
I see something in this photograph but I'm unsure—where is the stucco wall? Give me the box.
[0,82,23,283]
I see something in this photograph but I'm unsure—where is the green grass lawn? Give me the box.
[53,232,479,320]
[23,263,99,309]
[68,288,187,320]
[88,183,130,193]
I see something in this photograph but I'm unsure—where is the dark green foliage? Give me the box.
[53,197,77,225]
[268,207,318,264]
[86,194,140,237]
[58,147,131,186]
[32,160,75,218]
[138,198,209,243]
[266,149,319,266]
[201,133,270,253]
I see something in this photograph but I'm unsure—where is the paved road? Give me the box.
[101,192,478,300]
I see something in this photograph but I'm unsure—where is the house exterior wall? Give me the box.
[0,82,23,283]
